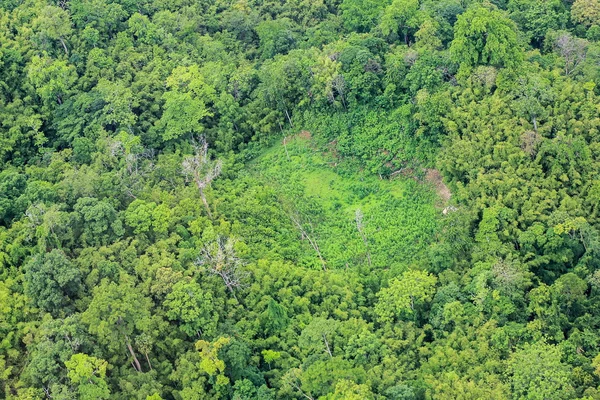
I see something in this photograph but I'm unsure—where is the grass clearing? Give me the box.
[243,135,439,271]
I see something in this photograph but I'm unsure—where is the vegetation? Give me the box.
[0,0,600,398]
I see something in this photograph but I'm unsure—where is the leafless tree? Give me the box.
[196,236,249,300]
[108,137,155,199]
[182,136,222,219]
[289,211,326,271]
[555,33,588,76]
[520,130,542,157]
[355,208,372,268]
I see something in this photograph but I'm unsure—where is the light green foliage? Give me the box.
[125,199,171,236]
[65,353,110,400]
[27,56,77,109]
[125,199,155,234]
[508,342,575,399]
[164,280,218,338]
[572,0,600,27]
[159,65,216,141]
[375,269,437,322]
[321,379,376,400]
[248,137,438,270]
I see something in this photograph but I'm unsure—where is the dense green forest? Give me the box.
[1,0,600,398]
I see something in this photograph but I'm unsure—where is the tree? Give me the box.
[65,354,111,400]
[164,280,218,338]
[379,0,421,45]
[375,269,437,322]
[450,3,522,74]
[256,18,297,59]
[260,298,289,335]
[24,250,81,316]
[81,275,154,373]
[196,337,231,389]
[310,53,345,109]
[96,79,137,132]
[571,0,600,27]
[32,6,72,54]
[73,197,125,246]
[159,65,216,141]
[507,0,567,45]
[340,0,388,33]
[125,199,156,234]
[182,136,222,219]
[196,236,249,300]
[554,32,589,76]
[299,318,339,358]
[27,56,77,110]
[512,72,553,134]
[22,315,90,398]
[253,51,313,133]
[414,19,443,51]
[321,379,376,400]
[508,341,575,399]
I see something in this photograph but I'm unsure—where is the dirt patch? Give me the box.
[298,130,312,140]
[283,130,312,147]
[424,169,451,203]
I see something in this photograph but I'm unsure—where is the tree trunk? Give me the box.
[144,352,153,371]
[125,337,142,372]
[323,334,333,358]
[283,136,290,161]
[199,189,213,219]
[285,109,294,128]
[59,37,68,54]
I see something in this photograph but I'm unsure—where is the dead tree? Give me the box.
[108,138,155,199]
[196,236,249,300]
[355,208,372,268]
[289,212,326,271]
[182,136,222,219]
[555,33,588,76]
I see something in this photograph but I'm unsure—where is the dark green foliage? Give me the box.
[24,250,81,316]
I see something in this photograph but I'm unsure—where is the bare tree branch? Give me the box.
[182,136,222,219]
[196,236,249,300]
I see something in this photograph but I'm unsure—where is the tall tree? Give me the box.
[450,3,522,74]
[159,65,216,141]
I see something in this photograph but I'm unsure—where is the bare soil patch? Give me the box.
[424,169,451,203]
